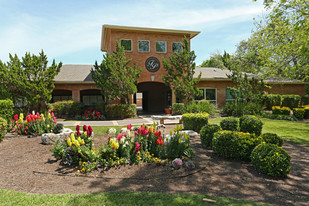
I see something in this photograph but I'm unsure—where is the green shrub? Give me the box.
[293,108,305,119]
[302,94,309,105]
[105,104,136,119]
[185,101,199,113]
[185,100,217,116]
[263,94,282,110]
[0,99,14,123]
[200,124,221,148]
[272,106,291,115]
[239,115,263,136]
[0,117,7,142]
[220,117,238,131]
[281,94,301,109]
[53,123,64,134]
[182,113,209,132]
[251,143,290,177]
[172,103,186,115]
[304,105,309,119]
[222,102,263,117]
[212,131,262,160]
[261,112,298,121]
[95,101,107,114]
[50,100,83,117]
[261,133,284,147]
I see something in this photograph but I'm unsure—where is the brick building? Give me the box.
[53,25,307,112]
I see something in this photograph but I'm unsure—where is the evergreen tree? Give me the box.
[162,37,201,102]
[91,41,142,104]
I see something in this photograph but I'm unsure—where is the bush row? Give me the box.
[172,100,217,116]
[263,94,305,110]
[182,113,209,132]
[272,105,309,119]
[0,99,14,123]
[222,102,264,117]
[0,117,7,142]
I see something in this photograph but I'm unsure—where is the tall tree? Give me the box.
[162,37,201,102]
[236,0,309,80]
[91,41,142,104]
[200,51,235,70]
[0,51,62,111]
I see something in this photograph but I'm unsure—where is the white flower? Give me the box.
[108,128,117,137]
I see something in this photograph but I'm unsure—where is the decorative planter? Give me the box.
[164,108,172,114]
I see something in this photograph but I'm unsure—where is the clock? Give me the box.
[145,57,160,72]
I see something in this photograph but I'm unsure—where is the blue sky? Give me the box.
[0,0,266,65]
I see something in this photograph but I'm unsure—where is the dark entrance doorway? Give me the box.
[136,82,171,113]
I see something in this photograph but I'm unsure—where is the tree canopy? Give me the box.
[162,37,201,102]
[200,51,234,70]
[91,41,142,104]
[0,51,62,111]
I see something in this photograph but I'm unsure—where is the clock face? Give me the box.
[145,57,160,72]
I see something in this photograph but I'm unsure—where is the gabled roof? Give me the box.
[101,25,200,52]
[54,65,93,83]
[194,67,257,80]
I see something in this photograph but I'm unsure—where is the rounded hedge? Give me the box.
[239,115,263,136]
[182,113,209,132]
[212,130,262,160]
[261,133,284,147]
[220,117,238,131]
[172,103,186,115]
[0,117,7,142]
[200,124,221,148]
[251,143,290,177]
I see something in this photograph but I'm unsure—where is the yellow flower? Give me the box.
[47,113,51,118]
[146,152,149,154]
[149,126,153,133]
[81,168,85,173]
[178,138,182,144]
[83,162,87,166]
[77,170,80,173]
[20,113,24,119]
[47,124,50,128]
[67,138,72,147]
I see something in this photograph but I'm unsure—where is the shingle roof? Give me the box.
[54,65,94,82]
[54,65,303,84]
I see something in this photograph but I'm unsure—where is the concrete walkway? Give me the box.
[57,115,182,127]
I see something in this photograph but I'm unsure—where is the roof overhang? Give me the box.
[101,24,200,52]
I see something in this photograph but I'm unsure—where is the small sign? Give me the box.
[145,57,160,72]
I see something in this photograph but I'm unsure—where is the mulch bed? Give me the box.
[0,125,308,206]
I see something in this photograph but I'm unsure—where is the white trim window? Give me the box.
[120,39,132,51]
[226,88,236,102]
[82,95,103,106]
[172,42,183,53]
[196,88,217,104]
[156,41,167,53]
[138,40,150,52]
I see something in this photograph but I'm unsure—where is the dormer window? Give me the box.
[120,39,132,51]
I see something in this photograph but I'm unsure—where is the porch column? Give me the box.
[172,89,176,105]
[72,89,80,102]
[128,94,134,104]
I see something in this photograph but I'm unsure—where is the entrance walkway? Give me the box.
[58,115,181,127]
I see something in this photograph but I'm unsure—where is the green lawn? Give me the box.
[209,117,309,146]
[0,188,272,206]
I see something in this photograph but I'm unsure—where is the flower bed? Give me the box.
[51,124,194,173]
[82,110,104,120]
[9,110,57,136]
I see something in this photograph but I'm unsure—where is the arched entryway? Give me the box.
[80,89,103,106]
[51,89,72,102]
[136,82,171,113]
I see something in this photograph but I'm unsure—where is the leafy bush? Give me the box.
[251,143,290,177]
[0,99,14,123]
[293,108,305,119]
[220,117,238,131]
[222,102,263,117]
[49,100,83,117]
[263,94,282,110]
[185,100,217,116]
[105,104,136,119]
[302,94,309,105]
[182,113,209,132]
[261,112,298,121]
[95,101,106,114]
[304,105,309,119]
[212,131,262,160]
[53,123,64,134]
[200,124,221,148]
[272,106,291,115]
[281,94,301,109]
[0,117,7,142]
[239,115,263,136]
[172,103,186,115]
[261,133,284,146]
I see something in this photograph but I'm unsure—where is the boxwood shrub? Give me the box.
[261,133,284,147]
[304,105,309,119]
[282,94,301,109]
[220,117,238,131]
[0,117,7,142]
[0,99,14,123]
[302,94,309,105]
[105,104,136,119]
[212,130,262,160]
[263,94,282,110]
[49,100,83,117]
[251,143,290,177]
[200,124,221,148]
[293,108,305,119]
[239,115,263,136]
[172,103,186,115]
[272,106,291,115]
[182,113,209,132]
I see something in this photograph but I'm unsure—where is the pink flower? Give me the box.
[48,109,51,113]
[14,114,18,121]
[76,130,81,136]
[135,142,140,153]
[107,134,110,140]
[18,129,21,133]
[127,124,132,131]
[51,112,55,118]
[117,133,124,141]
[76,125,80,131]
[83,125,87,132]
[11,119,14,123]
